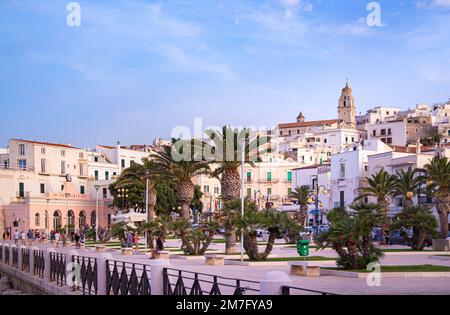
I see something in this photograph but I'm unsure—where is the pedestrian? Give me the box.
[54,231,61,248]
[20,231,26,245]
[126,231,132,248]
[27,229,33,245]
[133,233,140,252]
[152,236,164,258]
[13,230,20,245]
[384,229,390,245]
[74,232,81,249]
[6,230,10,240]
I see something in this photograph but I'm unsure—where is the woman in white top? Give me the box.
[54,232,61,248]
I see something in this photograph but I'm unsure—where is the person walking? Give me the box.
[133,233,140,252]
[13,230,20,245]
[54,231,61,248]
[20,231,26,245]
[74,232,81,249]
[27,230,33,246]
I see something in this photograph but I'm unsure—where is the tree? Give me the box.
[190,185,204,214]
[423,156,450,238]
[232,199,300,261]
[356,168,397,244]
[392,167,425,209]
[151,140,210,254]
[391,205,438,250]
[289,186,310,226]
[205,126,270,254]
[154,180,178,215]
[316,203,384,270]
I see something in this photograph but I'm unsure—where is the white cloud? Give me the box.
[416,0,450,9]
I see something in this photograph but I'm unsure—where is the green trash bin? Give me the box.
[297,239,310,257]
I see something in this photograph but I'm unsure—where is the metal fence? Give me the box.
[281,285,338,296]
[22,248,30,272]
[105,260,151,295]
[50,252,67,286]
[4,247,10,265]
[163,268,260,295]
[72,255,98,295]
[33,250,45,278]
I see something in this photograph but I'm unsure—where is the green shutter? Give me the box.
[267,171,272,181]
[287,171,292,182]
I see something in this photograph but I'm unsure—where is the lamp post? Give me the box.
[240,144,245,264]
[144,170,149,251]
[310,175,328,231]
[94,185,100,242]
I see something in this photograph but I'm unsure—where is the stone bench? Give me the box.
[121,248,133,256]
[432,239,450,251]
[95,245,106,253]
[153,251,170,259]
[289,261,320,277]
[205,255,225,266]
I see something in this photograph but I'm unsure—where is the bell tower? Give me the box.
[338,79,356,128]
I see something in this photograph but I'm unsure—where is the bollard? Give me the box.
[97,253,113,295]
[259,271,292,295]
[148,259,171,295]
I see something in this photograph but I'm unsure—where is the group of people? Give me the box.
[6,229,47,246]
[122,231,165,258]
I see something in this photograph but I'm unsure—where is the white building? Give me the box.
[366,119,407,146]
[356,106,402,128]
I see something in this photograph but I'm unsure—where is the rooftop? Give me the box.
[278,119,342,129]
[11,138,79,149]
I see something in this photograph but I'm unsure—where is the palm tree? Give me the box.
[205,126,270,254]
[151,141,210,220]
[355,168,397,244]
[151,140,210,253]
[289,186,310,226]
[424,156,450,239]
[392,167,425,209]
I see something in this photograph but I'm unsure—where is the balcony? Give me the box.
[258,178,280,184]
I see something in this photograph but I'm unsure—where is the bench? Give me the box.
[152,251,170,259]
[95,245,106,253]
[205,255,225,266]
[289,261,320,277]
[121,248,133,256]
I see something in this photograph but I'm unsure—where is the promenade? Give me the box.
[1,238,450,295]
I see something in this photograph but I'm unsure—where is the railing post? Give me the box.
[18,245,25,270]
[148,259,171,295]
[259,271,292,295]
[9,244,15,267]
[97,253,112,295]
[44,247,55,282]
[0,242,4,264]
[29,246,38,274]
[3,244,9,265]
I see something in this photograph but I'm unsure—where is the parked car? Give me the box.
[388,230,411,246]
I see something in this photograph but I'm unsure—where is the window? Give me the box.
[79,152,84,159]
[288,130,291,135]
[103,188,107,199]
[61,150,65,157]
[35,213,40,227]
[94,170,99,181]
[345,137,348,143]
[287,171,292,182]
[3,159,9,169]
[40,159,46,173]
[19,144,25,155]
[121,159,125,168]
[339,191,345,208]
[351,137,354,142]
[105,171,109,180]
[387,138,393,144]
[130,160,135,166]
[19,182,24,197]
[203,185,210,193]
[267,187,272,196]
[364,165,368,172]
[247,188,252,198]
[113,172,117,176]
[339,163,346,179]
[381,129,386,136]
[246,171,252,182]
[280,131,283,136]
[94,156,99,162]
[79,164,84,176]
[61,161,66,174]
[372,130,376,137]
[40,183,45,194]
[388,128,392,135]
[41,147,46,155]
[214,187,220,194]
[61,185,64,191]
[324,139,327,143]
[18,159,27,170]
[267,171,272,182]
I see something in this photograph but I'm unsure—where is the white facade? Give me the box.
[366,120,407,146]
[356,106,402,128]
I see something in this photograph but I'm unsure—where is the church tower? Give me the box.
[338,80,356,128]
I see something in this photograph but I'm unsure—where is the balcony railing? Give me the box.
[258,178,280,184]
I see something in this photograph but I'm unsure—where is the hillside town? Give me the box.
[1,82,449,237]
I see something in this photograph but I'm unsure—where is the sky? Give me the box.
[1,0,450,148]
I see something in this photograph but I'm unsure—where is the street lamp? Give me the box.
[311,175,328,229]
[94,185,100,242]
[118,188,129,211]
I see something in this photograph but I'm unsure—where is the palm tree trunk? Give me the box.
[436,191,449,239]
[221,168,241,254]
[225,230,238,254]
[379,199,389,245]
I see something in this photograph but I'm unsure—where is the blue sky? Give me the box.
[1,0,450,148]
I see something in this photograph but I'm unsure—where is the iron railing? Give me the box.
[12,247,19,267]
[72,255,98,295]
[105,260,151,295]
[281,286,338,296]
[33,250,45,278]
[22,248,30,272]
[50,252,67,286]
[5,247,10,265]
[163,268,260,295]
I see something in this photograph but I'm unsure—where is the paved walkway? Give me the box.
[3,239,450,295]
